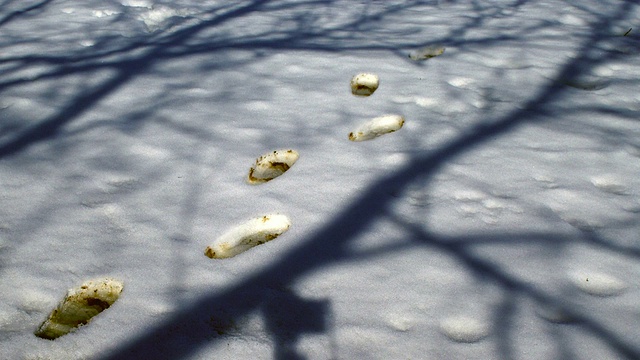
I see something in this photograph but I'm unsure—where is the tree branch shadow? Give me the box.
[390,214,640,360]
[0,0,638,359]
[95,2,639,358]
[0,0,55,28]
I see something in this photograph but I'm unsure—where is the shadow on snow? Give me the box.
[0,0,638,359]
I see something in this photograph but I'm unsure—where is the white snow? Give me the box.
[439,316,490,343]
[570,271,628,297]
[1,0,639,359]
[348,114,405,141]
[121,0,153,8]
[350,73,380,97]
[35,278,124,340]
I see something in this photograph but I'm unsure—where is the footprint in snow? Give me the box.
[385,312,414,332]
[204,214,291,259]
[533,175,558,189]
[348,114,405,142]
[439,316,490,343]
[92,9,120,18]
[35,278,124,340]
[570,271,627,297]
[452,189,520,225]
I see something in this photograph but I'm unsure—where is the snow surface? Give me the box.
[0,0,639,359]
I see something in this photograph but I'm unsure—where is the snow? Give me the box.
[348,114,404,141]
[350,73,380,97]
[0,0,639,359]
[247,149,299,184]
[35,278,124,340]
[205,214,292,259]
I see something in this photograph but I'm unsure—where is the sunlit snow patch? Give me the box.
[409,45,445,61]
[590,175,628,195]
[204,214,291,259]
[92,9,120,18]
[386,313,414,331]
[247,150,299,184]
[570,271,627,297]
[349,115,404,141]
[350,73,379,96]
[120,0,152,8]
[138,6,196,32]
[439,316,490,343]
[79,40,96,47]
[35,278,123,340]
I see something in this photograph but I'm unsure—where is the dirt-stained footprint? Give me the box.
[205,214,291,259]
[349,114,405,141]
[35,278,123,340]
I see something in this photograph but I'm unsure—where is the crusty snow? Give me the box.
[205,214,292,259]
[0,1,639,359]
[348,114,404,142]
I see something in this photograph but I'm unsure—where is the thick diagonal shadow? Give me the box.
[98,2,639,359]
[391,215,640,360]
[2,0,637,359]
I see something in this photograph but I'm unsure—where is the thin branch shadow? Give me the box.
[1,0,638,359]
[97,2,639,358]
[391,214,640,359]
[0,0,54,28]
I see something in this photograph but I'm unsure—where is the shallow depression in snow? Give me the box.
[590,175,629,195]
[569,271,627,297]
[1,0,640,359]
[439,316,491,343]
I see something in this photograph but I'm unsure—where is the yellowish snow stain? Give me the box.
[440,316,490,343]
[349,115,405,141]
[350,73,379,96]
[247,150,299,184]
[205,214,291,259]
[571,271,627,297]
[35,278,123,340]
